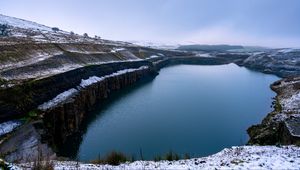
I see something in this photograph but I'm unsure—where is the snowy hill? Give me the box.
[0,14,171,86]
[0,14,52,32]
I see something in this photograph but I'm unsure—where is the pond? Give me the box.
[64,64,279,161]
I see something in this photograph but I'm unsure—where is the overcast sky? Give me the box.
[1,0,300,47]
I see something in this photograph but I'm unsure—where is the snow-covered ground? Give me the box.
[15,145,300,170]
[38,88,79,111]
[0,120,22,137]
[195,53,212,57]
[80,66,149,88]
[0,51,63,72]
[277,48,300,54]
[0,14,52,32]
[281,92,300,113]
[110,48,125,53]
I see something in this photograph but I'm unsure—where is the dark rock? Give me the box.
[0,121,56,163]
[0,60,154,121]
[41,67,157,149]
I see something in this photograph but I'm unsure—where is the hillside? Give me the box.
[177,44,244,51]
[0,14,184,88]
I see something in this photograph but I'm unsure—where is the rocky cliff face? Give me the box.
[248,77,300,145]
[41,66,157,149]
[0,60,157,121]
[0,64,157,162]
[0,120,56,163]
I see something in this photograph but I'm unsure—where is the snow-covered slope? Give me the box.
[15,145,300,170]
[0,14,52,32]
[0,14,170,86]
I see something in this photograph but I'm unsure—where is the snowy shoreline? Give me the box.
[12,145,300,170]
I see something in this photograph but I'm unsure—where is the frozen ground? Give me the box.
[0,14,52,32]
[38,88,79,111]
[281,91,300,113]
[15,145,300,170]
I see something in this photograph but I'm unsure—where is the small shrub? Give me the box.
[90,151,128,165]
[32,145,54,170]
[0,78,7,87]
[28,110,38,118]
[20,110,39,123]
[105,151,127,165]
[130,155,135,162]
[183,153,190,159]
[32,160,54,170]
[83,33,89,38]
[94,35,101,39]
[164,151,180,161]
[52,27,59,32]
[154,155,162,162]
[0,159,10,170]
[274,99,282,112]
[0,24,9,36]
[70,31,75,35]
[139,148,144,160]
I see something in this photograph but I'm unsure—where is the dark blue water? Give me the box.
[76,64,279,161]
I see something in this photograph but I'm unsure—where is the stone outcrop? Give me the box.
[247,77,300,145]
[280,116,300,145]
[0,121,56,163]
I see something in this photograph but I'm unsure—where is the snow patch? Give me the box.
[38,88,79,111]
[272,113,288,122]
[195,53,212,57]
[0,51,63,72]
[80,76,104,88]
[0,120,22,137]
[79,66,149,88]
[2,64,83,81]
[149,55,160,58]
[281,92,300,113]
[111,48,125,53]
[0,159,21,170]
[0,14,52,32]
[277,48,296,53]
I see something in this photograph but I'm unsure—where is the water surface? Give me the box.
[73,64,279,160]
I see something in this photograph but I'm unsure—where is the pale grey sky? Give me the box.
[1,0,300,47]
